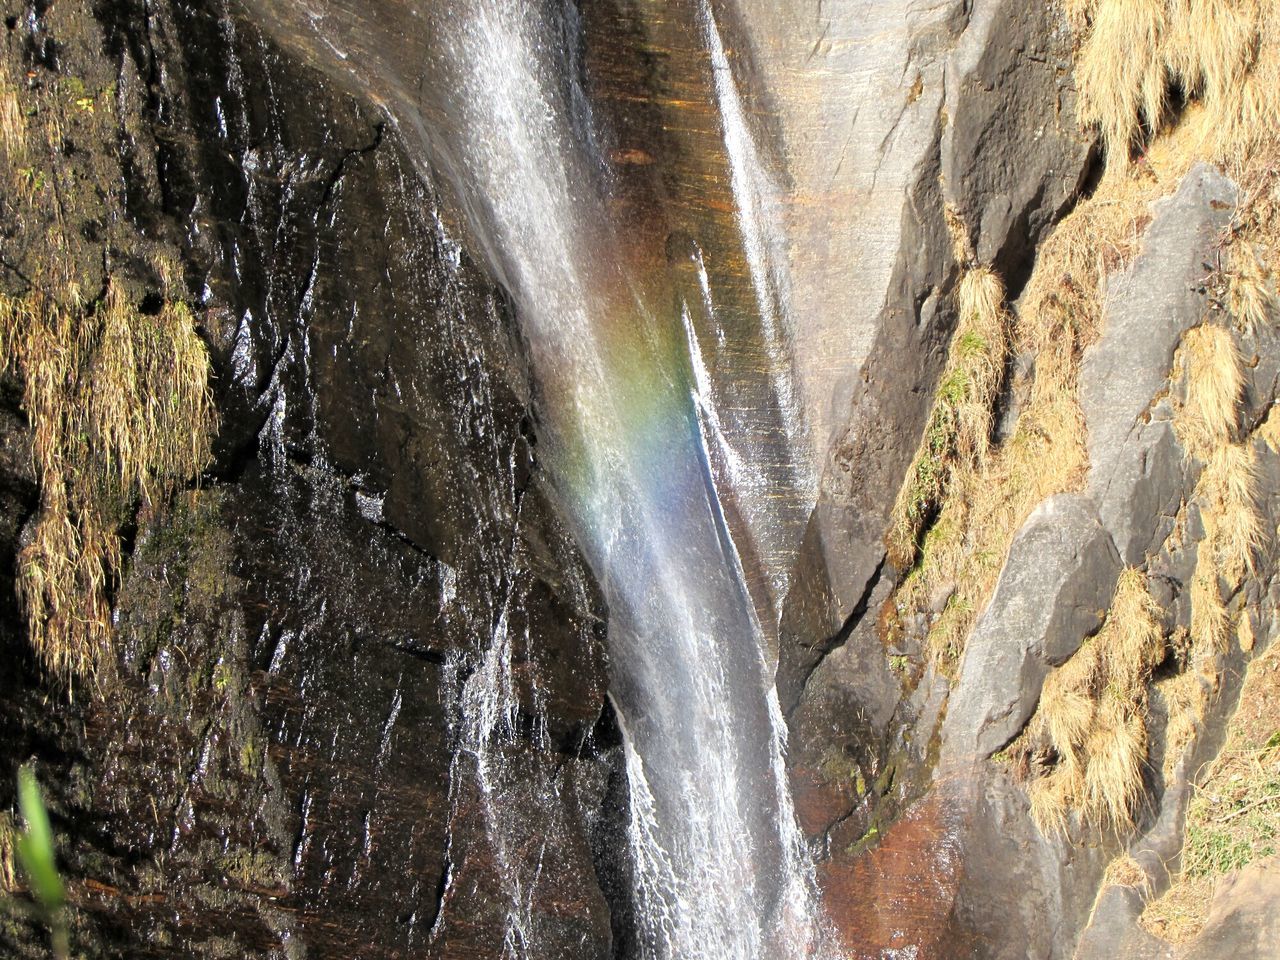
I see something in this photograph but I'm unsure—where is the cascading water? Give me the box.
[406,3,832,956]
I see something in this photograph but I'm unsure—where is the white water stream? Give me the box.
[412,3,832,957]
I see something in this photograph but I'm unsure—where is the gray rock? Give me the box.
[1081,164,1238,565]
[956,767,1115,960]
[943,0,1093,274]
[1181,858,1280,960]
[1076,858,1280,960]
[775,0,1094,721]
[942,493,1121,761]
[1074,886,1167,960]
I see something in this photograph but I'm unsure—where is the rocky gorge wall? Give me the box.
[0,2,621,956]
[0,1,1277,959]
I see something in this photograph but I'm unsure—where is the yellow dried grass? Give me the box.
[1076,0,1172,156]
[0,84,24,161]
[1040,641,1103,760]
[1141,874,1215,943]
[0,811,15,893]
[1084,696,1150,828]
[3,284,216,683]
[1159,665,1209,774]
[1189,563,1229,655]
[1103,852,1150,890]
[1031,568,1164,831]
[1199,441,1263,583]
[886,0,1280,840]
[887,266,1009,568]
[1029,765,1083,835]
[1073,0,1280,165]
[1227,241,1276,333]
[1173,324,1243,461]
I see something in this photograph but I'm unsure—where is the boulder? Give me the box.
[942,494,1121,762]
[1081,164,1238,565]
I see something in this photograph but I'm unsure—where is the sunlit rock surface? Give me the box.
[0,1,1277,959]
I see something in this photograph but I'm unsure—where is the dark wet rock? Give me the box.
[0,1,616,957]
[942,493,1121,762]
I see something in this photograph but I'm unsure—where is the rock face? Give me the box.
[942,494,1120,762]
[0,1,1278,959]
[1077,858,1280,960]
[0,2,617,957]
[819,159,1280,959]
[1081,165,1238,565]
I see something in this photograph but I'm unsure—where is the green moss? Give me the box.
[213,659,234,694]
[846,823,879,857]
[217,848,285,892]
[819,749,862,787]
[954,330,989,359]
[60,77,87,100]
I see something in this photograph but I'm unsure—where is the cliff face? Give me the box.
[0,2,619,957]
[0,1,1277,959]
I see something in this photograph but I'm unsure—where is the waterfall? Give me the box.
[406,3,832,956]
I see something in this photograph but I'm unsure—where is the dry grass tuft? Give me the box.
[1075,0,1172,157]
[1189,565,1229,655]
[1029,568,1165,831]
[0,84,25,160]
[1141,643,1280,942]
[1141,874,1215,943]
[1198,441,1263,583]
[1084,696,1150,826]
[1104,566,1167,692]
[0,811,15,893]
[1173,324,1243,461]
[887,266,1008,569]
[1227,240,1277,333]
[1,282,216,683]
[1160,664,1210,774]
[1103,851,1150,890]
[1041,640,1104,759]
[1029,765,1083,836]
[1072,0,1280,164]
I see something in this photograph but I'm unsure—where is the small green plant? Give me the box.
[886,267,1008,571]
[12,767,68,959]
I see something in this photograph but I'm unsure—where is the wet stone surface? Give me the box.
[0,1,620,957]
